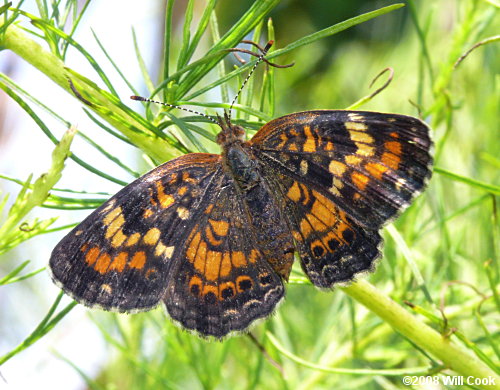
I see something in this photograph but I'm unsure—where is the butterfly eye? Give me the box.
[233,126,246,141]
[216,132,226,145]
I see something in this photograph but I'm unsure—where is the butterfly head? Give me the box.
[215,111,246,147]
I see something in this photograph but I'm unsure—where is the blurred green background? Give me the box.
[0,1,498,389]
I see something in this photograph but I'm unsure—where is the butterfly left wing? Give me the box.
[49,153,222,312]
[250,110,432,287]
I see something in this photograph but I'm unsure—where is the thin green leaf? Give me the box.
[0,173,112,196]
[162,0,175,86]
[82,108,134,145]
[0,80,128,186]
[0,71,71,126]
[0,1,22,37]
[61,0,92,59]
[0,260,30,285]
[92,28,139,96]
[164,112,208,153]
[0,264,45,285]
[76,131,140,178]
[267,332,431,376]
[265,18,276,117]
[176,0,195,70]
[132,27,155,94]
[434,167,500,195]
[267,4,406,60]
[209,10,229,104]
[183,0,217,70]
[246,21,264,119]
[29,17,118,95]
[407,0,435,86]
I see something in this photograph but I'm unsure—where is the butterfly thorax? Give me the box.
[215,113,295,280]
[216,113,259,190]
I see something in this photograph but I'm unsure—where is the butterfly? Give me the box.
[49,106,432,338]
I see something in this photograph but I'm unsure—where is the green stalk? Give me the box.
[0,23,181,162]
[342,279,500,390]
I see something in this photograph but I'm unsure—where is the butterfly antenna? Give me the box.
[130,96,219,125]
[228,40,274,121]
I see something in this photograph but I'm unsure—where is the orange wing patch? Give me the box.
[183,220,265,303]
[302,125,317,153]
[286,181,310,205]
[94,253,112,274]
[294,188,355,258]
[129,251,146,269]
[155,182,175,208]
[143,228,161,246]
[381,140,403,170]
[125,233,141,247]
[351,172,370,191]
[109,252,128,272]
[365,162,389,180]
[79,205,174,275]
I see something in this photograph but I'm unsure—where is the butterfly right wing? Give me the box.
[49,153,222,312]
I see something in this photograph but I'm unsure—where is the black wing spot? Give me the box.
[312,245,325,257]
[238,279,253,291]
[259,274,273,286]
[204,292,217,304]
[190,284,200,296]
[221,287,235,299]
[328,238,340,251]
[342,229,354,242]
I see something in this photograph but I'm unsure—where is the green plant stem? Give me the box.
[341,279,500,390]
[267,332,430,376]
[0,23,180,162]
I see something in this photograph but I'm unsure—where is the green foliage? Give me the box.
[0,0,499,389]
[0,126,75,254]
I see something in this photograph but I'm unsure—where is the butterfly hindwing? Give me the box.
[164,173,285,337]
[262,171,381,287]
[49,153,222,312]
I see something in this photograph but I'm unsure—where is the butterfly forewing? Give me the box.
[49,153,221,312]
[250,110,433,229]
